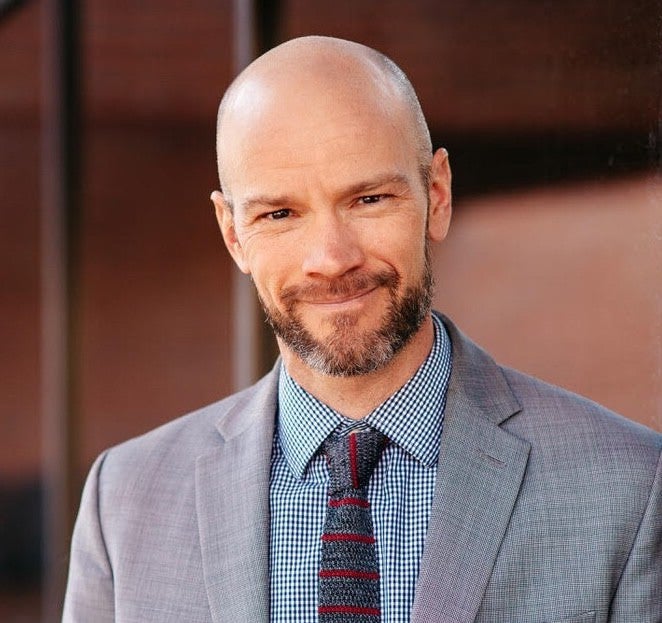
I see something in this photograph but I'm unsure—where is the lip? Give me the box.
[301,286,378,308]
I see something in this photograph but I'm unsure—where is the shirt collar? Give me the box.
[277,314,452,478]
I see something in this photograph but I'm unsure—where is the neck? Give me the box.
[279,316,435,419]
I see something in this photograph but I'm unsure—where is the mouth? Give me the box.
[279,269,399,313]
[303,286,378,306]
[300,286,379,312]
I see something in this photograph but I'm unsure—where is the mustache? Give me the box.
[280,269,399,306]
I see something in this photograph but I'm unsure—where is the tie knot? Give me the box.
[323,428,387,493]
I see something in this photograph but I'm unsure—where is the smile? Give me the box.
[301,286,379,308]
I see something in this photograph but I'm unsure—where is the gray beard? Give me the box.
[258,255,434,377]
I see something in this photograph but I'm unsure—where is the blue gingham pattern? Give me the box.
[270,314,452,623]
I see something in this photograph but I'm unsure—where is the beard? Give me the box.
[257,250,434,377]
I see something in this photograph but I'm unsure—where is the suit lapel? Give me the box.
[411,317,531,623]
[195,369,279,623]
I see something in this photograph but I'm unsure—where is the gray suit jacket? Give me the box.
[62,316,662,622]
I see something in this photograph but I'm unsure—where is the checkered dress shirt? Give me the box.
[270,314,452,623]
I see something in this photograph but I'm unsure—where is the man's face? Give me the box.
[216,83,450,377]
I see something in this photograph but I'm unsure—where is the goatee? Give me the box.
[258,255,434,377]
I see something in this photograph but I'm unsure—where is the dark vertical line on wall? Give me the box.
[255,0,282,50]
[40,0,81,620]
[654,9,662,435]
[655,11,662,171]
[230,0,281,390]
[230,0,260,391]
[253,0,282,373]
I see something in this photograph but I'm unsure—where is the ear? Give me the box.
[427,148,452,242]
[211,190,250,274]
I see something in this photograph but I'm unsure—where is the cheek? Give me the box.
[368,219,427,272]
[243,247,296,306]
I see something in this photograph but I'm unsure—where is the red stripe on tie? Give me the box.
[321,533,375,544]
[348,433,359,488]
[329,497,370,508]
[319,606,381,616]
[319,569,380,580]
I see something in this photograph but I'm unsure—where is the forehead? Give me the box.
[219,83,420,200]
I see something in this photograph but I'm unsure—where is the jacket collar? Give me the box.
[411,315,530,622]
[196,367,279,623]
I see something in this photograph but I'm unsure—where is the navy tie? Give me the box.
[318,428,388,622]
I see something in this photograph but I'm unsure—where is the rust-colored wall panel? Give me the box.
[0,3,41,121]
[283,0,660,134]
[79,124,234,467]
[0,126,41,477]
[76,0,237,466]
[84,0,234,123]
[434,173,661,432]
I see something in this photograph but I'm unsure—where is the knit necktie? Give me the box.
[318,428,388,622]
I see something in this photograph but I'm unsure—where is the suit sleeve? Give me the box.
[62,451,115,622]
[608,449,662,622]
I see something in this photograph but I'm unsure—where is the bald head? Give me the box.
[215,36,432,199]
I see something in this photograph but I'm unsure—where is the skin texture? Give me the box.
[212,36,452,418]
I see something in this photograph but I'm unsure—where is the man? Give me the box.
[63,36,661,623]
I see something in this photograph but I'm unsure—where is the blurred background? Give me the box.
[1,0,660,620]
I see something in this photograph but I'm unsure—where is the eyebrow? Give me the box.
[239,172,412,214]
[342,173,411,198]
[241,194,292,214]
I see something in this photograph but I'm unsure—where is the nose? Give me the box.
[301,213,364,279]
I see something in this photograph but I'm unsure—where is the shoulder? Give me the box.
[501,364,661,460]
[499,366,661,563]
[439,312,661,471]
[496,355,660,520]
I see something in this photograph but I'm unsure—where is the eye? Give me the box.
[359,194,388,205]
[265,208,291,220]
